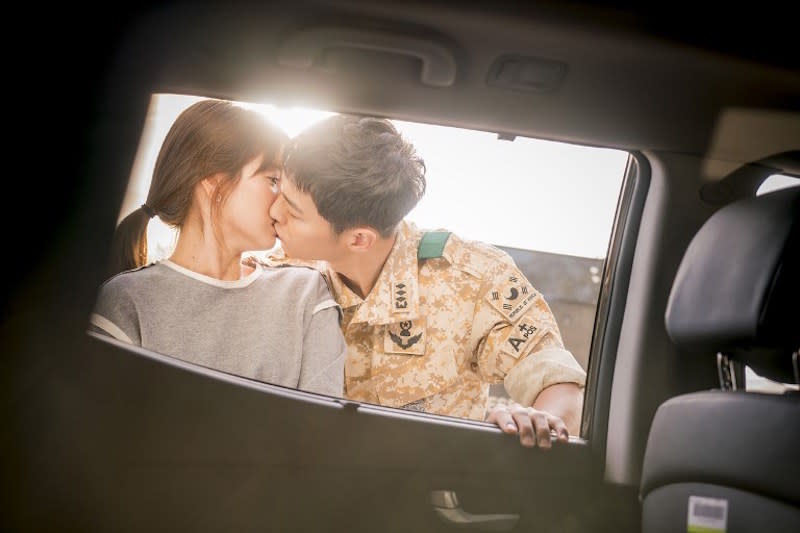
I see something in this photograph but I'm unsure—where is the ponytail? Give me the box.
[104,205,154,279]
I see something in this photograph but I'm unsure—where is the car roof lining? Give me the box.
[120,1,800,177]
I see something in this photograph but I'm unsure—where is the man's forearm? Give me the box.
[532,382,584,435]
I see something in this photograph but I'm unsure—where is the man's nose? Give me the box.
[270,193,286,222]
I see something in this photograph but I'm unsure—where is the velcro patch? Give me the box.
[485,274,538,323]
[499,320,547,360]
[384,318,426,355]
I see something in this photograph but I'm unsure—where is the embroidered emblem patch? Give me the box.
[384,318,426,355]
[499,320,547,359]
[391,279,413,314]
[485,274,538,322]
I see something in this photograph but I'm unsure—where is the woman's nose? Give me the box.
[269,194,286,222]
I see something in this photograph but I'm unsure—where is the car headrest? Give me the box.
[665,185,800,384]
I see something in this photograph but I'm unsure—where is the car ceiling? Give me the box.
[7,0,796,318]
[107,0,800,176]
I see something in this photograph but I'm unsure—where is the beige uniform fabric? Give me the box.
[265,221,586,421]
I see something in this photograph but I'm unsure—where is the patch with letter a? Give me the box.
[499,319,547,359]
[485,274,538,323]
[384,318,426,355]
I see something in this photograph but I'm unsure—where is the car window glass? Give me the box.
[756,173,799,196]
[744,366,800,394]
[104,92,629,423]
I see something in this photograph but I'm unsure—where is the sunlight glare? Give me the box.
[121,93,628,262]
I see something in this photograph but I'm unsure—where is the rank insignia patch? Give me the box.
[384,319,426,355]
[391,279,414,314]
[485,274,538,322]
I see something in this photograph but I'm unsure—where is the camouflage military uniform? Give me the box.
[266,221,586,421]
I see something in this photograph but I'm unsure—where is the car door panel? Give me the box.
[5,322,622,532]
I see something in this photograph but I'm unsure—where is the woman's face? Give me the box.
[218,154,281,254]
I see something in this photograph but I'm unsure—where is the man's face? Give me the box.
[270,175,346,261]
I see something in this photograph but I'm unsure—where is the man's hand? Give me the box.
[487,383,583,448]
[486,402,569,449]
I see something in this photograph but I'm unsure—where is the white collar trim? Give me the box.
[160,259,262,288]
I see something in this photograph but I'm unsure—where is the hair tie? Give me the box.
[140,203,155,219]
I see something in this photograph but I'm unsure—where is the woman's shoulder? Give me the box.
[256,264,332,302]
[259,263,326,284]
[99,262,170,292]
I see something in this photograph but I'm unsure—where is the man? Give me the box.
[266,114,586,448]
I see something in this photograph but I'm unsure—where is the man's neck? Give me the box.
[330,234,397,299]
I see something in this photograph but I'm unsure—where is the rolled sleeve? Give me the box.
[504,346,586,407]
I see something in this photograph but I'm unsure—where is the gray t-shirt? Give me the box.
[89,259,345,397]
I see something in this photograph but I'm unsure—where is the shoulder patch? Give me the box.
[418,231,451,259]
[484,273,539,323]
[498,321,548,360]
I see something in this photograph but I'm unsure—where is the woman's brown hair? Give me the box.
[106,99,288,278]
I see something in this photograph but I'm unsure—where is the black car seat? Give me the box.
[639,185,800,533]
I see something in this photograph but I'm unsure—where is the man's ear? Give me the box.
[345,227,379,252]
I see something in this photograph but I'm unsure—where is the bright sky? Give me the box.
[122,93,630,260]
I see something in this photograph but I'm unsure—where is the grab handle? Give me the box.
[278,26,457,87]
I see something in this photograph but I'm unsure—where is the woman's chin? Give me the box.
[252,236,277,252]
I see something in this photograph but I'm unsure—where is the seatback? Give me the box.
[640,185,800,533]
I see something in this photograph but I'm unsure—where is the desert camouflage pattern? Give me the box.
[263,220,586,421]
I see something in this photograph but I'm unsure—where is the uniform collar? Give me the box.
[258,247,326,271]
[331,220,423,325]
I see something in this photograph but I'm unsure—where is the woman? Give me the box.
[89,99,345,397]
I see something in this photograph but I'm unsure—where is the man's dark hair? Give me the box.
[283,114,426,237]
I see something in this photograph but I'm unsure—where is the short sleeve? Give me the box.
[298,273,346,396]
[89,277,142,345]
[309,270,342,323]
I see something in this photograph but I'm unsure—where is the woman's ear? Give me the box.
[200,175,219,201]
